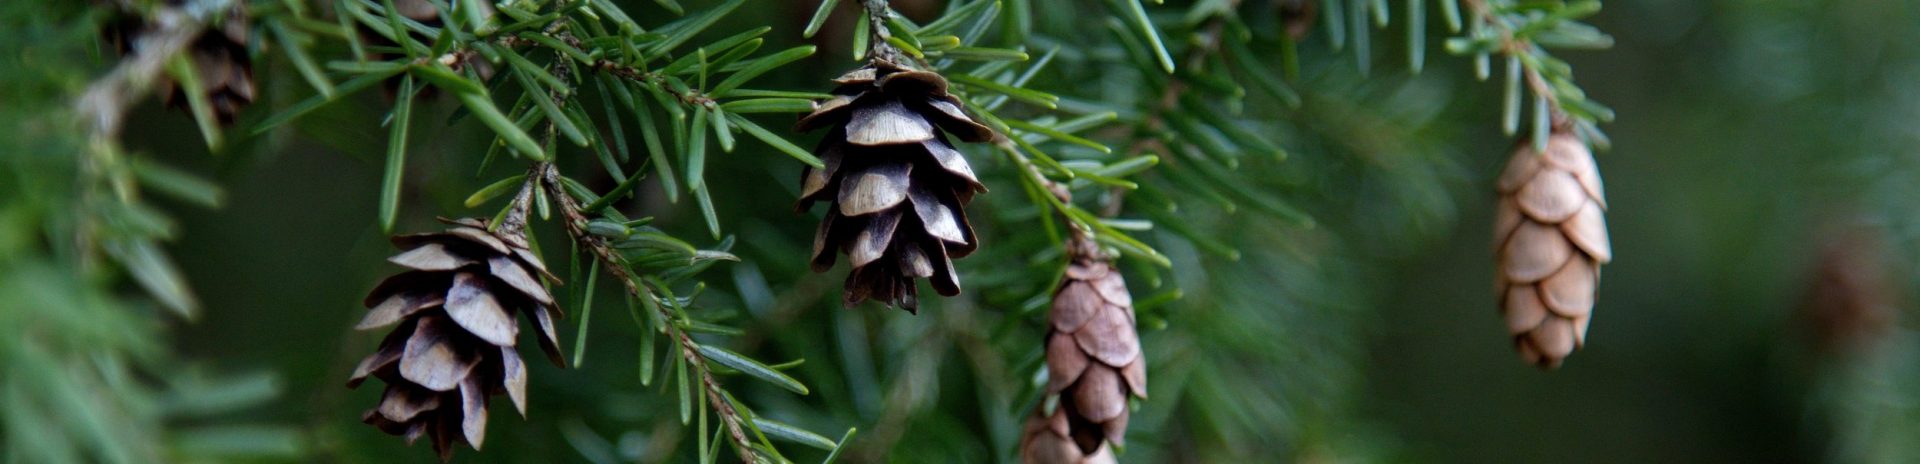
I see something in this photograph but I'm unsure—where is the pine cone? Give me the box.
[108,4,255,123]
[1278,0,1317,41]
[346,217,565,461]
[1800,223,1900,356]
[795,60,996,311]
[1020,240,1144,463]
[1494,132,1610,368]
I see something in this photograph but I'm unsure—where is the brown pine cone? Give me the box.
[347,217,564,461]
[1020,239,1144,463]
[795,60,996,311]
[108,4,255,123]
[1278,0,1317,41]
[1800,223,1900,356]
[1494,132,1610,369]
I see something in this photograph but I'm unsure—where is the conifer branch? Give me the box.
[539,163,760,464]
[1463,0,1559,117]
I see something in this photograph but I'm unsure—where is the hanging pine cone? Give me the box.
[794,59,996,311]
[1278,0,1317,41]
[1494,131,1610,369]
[346,216,565,461]
[1799,223,1900,356]
[1020,238,1144,463]
[107,3,255,123]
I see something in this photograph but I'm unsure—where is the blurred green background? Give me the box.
[14,0,1920,462]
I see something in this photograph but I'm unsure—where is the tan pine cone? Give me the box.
[1020,239,1145,463]
[347,217,565,461]
[795,60,996,311]
[1494,132,1610,369]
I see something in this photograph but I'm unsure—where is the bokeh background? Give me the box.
[14,0,1920,462]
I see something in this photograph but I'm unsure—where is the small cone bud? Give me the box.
[1279,0,1317,41]
[347,217,565,461]
[1020,238,1144,463]
[1799,222,1900,356]
[1494,131,1609,369]
[796,59,995,312]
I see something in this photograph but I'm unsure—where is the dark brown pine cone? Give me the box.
[1278,0,1317,41]
[346,217,564,461]
[108,3,255,123]
[794,60,996,312]
[1020,239,1144,463]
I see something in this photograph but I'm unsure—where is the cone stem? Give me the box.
[494,168,540,238]
[861,0,908,66]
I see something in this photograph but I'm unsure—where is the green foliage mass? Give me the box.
[6,0,1920,463]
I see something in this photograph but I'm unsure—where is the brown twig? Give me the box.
[859,0,910,65]
[538,164,760,464]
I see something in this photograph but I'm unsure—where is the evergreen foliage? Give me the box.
[9,0,1920,463]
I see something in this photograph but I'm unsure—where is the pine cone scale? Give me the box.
[1120,359,1146,398]
[1045,333,1090,392]
[487,255,553,305]
[920,138,986,194]
[920,238,961,296]
[1072,367,1126,422]
[837,161,913,216]
[529,304,566,365]
[398,316,479,391]
[1501,222,1573,282]
[457,376,488,447]
[909,185,969,246]
[1562,204,1611,261]
[1517,170,1586,222]
[849,209,904,266]
[1502,286,1549,333]
[1074,309,1141,367]
[918,97,996,143]
[1540,258,1596,317]
[1051,281,1099,330]
[358,283,444,330]
[376,384,441,422]
[389,242,475,271]
[443,273,518,346]
[499,345,528,415]
[846,98,938,146]
[877,70,950,95]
